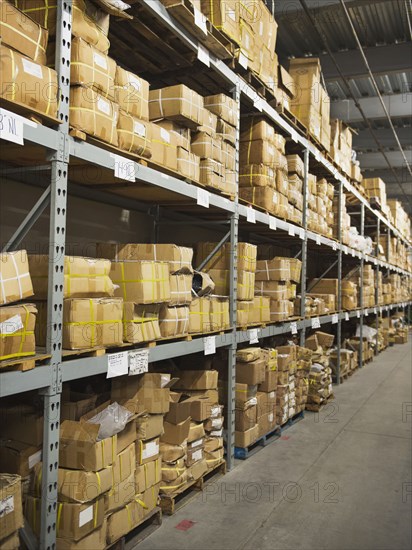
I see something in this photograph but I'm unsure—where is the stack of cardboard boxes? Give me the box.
[195,242,265,328]
[0,1,58,118]
[295,346,311,413]
[330,119,353,177]
[289,58,331,152]
[0,474,23,549]
[234,347,277,446]
[333,193,352,245]
[309,278,358,311]
[30,254,123,350]
[275,345,296,425]
[306,177,335,238]
[0,251,37,364]
[305,333,334,409]
[255,257,302,322]
[362,265,376,308]
[387,200,411,242]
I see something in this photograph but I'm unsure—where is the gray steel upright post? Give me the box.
[39,2,72,549]
[227,83,240,470]
[299,149,309,346]
[375,219,380,355]
[359,203,365,367]
[336,181,343,384]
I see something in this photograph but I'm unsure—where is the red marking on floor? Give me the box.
[281,435,290,440]
[175,520,196,531]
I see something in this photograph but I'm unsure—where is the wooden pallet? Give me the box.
[0,97,60,127]
[234,424,282,460]
[160,459,226,515]
[280,410,305,430]
[0,352,51,372]
[107,507,162,550]
[305,393,335,412]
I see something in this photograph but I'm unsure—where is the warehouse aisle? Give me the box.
[137,341,412,550]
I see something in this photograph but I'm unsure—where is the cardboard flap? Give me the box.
[279,65,295,97]
[164,377,179,389]
[91,0,133,19]
[60,420,100,442]
[169,391,182,403]
[80,400,138,424]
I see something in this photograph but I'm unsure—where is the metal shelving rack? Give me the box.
[1,1,411,547]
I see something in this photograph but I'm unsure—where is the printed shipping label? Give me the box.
[0,496,14,518]
[93,52,107,69]
[128,75,141,91]
[78,505,93,527]
[142,441,159,460]
[192,449,203,461]
[0,314,24,335]
[22,58,43,78]
[97,97,110,115]
[134,121,146,137]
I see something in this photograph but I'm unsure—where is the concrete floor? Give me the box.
[138,341,412,550]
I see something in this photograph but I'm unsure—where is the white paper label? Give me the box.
[134,120,146,137]
[247,207,256,224]
[128,349,149,376]
[269,216,277,230]
[93,52,107,69]
[332,241,337,251]
[227,9,236,20]
[269,391,275,398]
[128,75,141,91]
[192,449,203,461]
[197,188,210,208]
[238,51,248,69]
[0,109,24,145]
[198,44,210,67]
[97,97,110,115]
[269,413,274,422]
[190,438,203,449]
[343,246,348,255]
[194,6,208,34]
[316,234,321,245]
[272,192,278,204]
[332,314,339,325]
[288,225,295,237]
[357,310,361,318]
[374,307,377,314]
[28,450,42,470]
[107,351,129,379]
[142,440,159,460]
[351,249,355,257]
[290,129,298,143]
[0,496,14,518]
[299,229,305,240]
[365,310,369,316]
[249,329,259,344]
[311,317,321,329]
[79,505,93,528]
[112,154,136,182]
[345,312,350,321]
[0,314,24,335]
[204,336,216,355]
[211,405,221,417]
[22,57,42,78]
[160,128,170,143]
[290,322,298,335]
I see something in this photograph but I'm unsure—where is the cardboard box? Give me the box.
[59,421,117,471]
[150,123,178,171]
[15,0,114,52]
[140,481,161,512]
[159,305,190,338]
[236,359,266,385]
[239,186,288,217]
[175,370,218,390]
[61,391,97,421]
[248,296,271,325]
[106,498,145,545]
[0,475,23,541]
[0,304,37,362]
[269,299,291,322]
[117,112,152,158]
[258,371,277,393]
[55,465,112,503]
[239,164,276,188]
[186,444,204,467]
[149,84,204,128]
[26,494,105,541]
[97,243,193,275]
[235,425,259,447]
[109,260,170,304]
[234,383,257,408]
[0,405,43,446]
[135,457,161,492]
[62,298,123,349]
[191,132,223,162]
[135,414,164,440]
[70,37,116,98]
[70,85,118,145]
[235,405,257,431]
[207,269,255,301]
[0,44,58,118]
[255,258,291,281]
[240,139,286,167]
[114,66,149,120]
[1,531,21,550]
[216,117,236,145]
[123,302,161,344]
[112,442,136,485]
[157,119,191,150]
[255,280,288,300]
[177,147,200,181]
[188,422,205,443]
[29,255,114,300]
[112,381,171,415]
[236,347,262,363]
[0,0,48,64]
[56,519,107,550]
[200,0,240,45]
[116,420,136,454]
[104,471,135,514]
[240,117,280,145]
[0,250,33,305]
[196,242,257,273]
[0,440,41,478]
[136,438,160,465]
[159,440,187,463]
[204,93,238,126]
[161,419,190,445]
[168,274,192,306]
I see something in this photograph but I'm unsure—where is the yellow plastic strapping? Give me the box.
[56,502,63,534]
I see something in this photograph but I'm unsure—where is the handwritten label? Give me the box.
[247,207,256,223]
[316,234,321,245]
[0,109,24,145]
[311,317,321,329]
[331,314,339,324]
[345,312,350,321]
[268,215,277,230]
[197,44,210,66]
[288,225,295,237]
[112,154,135,182]
[204,336,216,355]
[290,322,298,335]
[129,349,149,375]
[197,188,210,208]
[194,6,208,34]
[107,352,128,379]
[249,328,259,344]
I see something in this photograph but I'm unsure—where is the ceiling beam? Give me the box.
[353,127,412,151]
[330,93,412,123]
[320,43,412,81]
[274,0,387,15]
[358,150,412,170]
